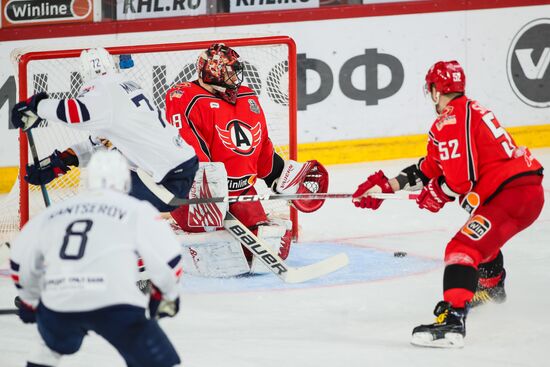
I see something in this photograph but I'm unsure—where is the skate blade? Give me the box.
[411,332,464,348]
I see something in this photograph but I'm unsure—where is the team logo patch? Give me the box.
[461,215,491,241]
[436,115,457,130]
[216,120,262,156]
[228,174,257,192]
[248,99,260,114]
[170,90,184,99]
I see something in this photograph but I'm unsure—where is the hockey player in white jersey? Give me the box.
[10,150,183,367]
[11,47,198,212]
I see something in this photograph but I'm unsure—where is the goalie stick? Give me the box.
[224,212,349,283]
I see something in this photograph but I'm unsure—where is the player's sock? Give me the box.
[411,301,467,348]
[471,269,506,307]
[471,251,506,307]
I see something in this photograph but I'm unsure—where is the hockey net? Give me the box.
[0,36,298,244]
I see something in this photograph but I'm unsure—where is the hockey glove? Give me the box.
[352,170,394,210]
[14,296,36,324]
[11,92,48,131]
[416,176,454,213]
[25,150,71,186]
[148,285,180,319]
[274,160,329,213]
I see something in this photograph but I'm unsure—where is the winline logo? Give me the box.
[4,0,92,24]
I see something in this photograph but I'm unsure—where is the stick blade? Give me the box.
[283,253,349,284]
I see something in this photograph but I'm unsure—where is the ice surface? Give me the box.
[0,149,548,367]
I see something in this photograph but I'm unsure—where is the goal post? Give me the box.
[2,35,298,243]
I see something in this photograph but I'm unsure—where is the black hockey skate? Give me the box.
[411,301,466,348]
[471,270,506,308]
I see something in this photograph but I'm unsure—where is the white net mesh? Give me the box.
[0,38,295,243]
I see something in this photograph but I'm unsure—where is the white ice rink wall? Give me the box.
[0,1,549,191]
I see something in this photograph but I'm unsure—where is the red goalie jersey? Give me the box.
[419,95,543,211]
[165,81,285,231]
[165,81,278,194]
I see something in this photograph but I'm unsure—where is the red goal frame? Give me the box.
[17,35,299,238]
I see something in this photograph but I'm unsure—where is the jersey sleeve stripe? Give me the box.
[10,260,20,271]
[67,99,80,123]
[56,100,67,122]
[184,95,213,160]
[167,254,182,269]
[76,99,91,122]
[465,101,477,183]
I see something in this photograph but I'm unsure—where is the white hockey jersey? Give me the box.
[10,189,183,312]
[37,73,196,182]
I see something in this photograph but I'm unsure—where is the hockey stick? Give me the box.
[26,129,51,207]
[136,167,419,206]
[172,192,418,205]
[0,309,18,315]
[224,212,349,283]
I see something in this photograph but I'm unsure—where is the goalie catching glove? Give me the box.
[273,160,329,213]
[24,149,74,186]
[11,92,48,131]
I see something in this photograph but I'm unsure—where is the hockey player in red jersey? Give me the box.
[352,60,544,348]
[165,44,328,275]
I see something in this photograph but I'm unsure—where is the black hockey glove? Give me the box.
[148,285,180,319]
[11,92,48,131]
[25,150,71,186]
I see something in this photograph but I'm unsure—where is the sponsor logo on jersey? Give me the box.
[210,102,220,109]
[216,120,262,156]
[248,99,260,114]
[228,174,257,192]
[507,18,550,108]
[461,214,491,240]
[460,192,480,214]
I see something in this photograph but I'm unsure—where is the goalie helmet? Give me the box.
[197,43,243,104]
[87,150,131,193]
[425,60,466,95]
[80,47,119,82]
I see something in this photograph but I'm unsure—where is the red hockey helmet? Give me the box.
[197,43,243,104]
[425,60,465,95]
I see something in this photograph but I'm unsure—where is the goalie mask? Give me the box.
[80,47,119,83]
[197,43,243,104]
[87,150,131,193]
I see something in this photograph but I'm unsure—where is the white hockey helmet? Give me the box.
[86,150,131,193]
[79,47,118,82]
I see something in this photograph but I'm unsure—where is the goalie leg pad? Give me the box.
[178,230,250,277]
[170,162,229,231]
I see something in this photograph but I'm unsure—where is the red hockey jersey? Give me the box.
[165,82,277,195]
[419,96,543,211]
